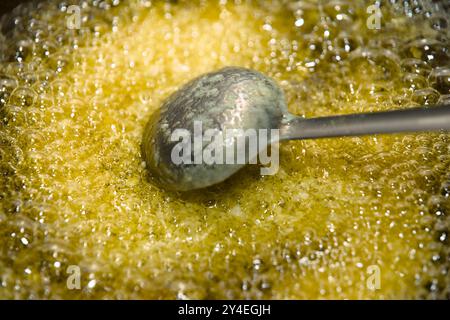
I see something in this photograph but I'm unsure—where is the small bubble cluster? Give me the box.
[0,0,449,299]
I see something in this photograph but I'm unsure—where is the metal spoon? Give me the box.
[141,67,450,191]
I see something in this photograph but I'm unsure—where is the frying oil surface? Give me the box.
[0,0,449,299]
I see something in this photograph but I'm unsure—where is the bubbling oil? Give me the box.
[0,0,449,299]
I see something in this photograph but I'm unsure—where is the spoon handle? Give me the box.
[280,104,450,141]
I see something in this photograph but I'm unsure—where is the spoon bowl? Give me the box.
[141,67,287,191]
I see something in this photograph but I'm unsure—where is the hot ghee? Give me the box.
[0,0,449,299]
